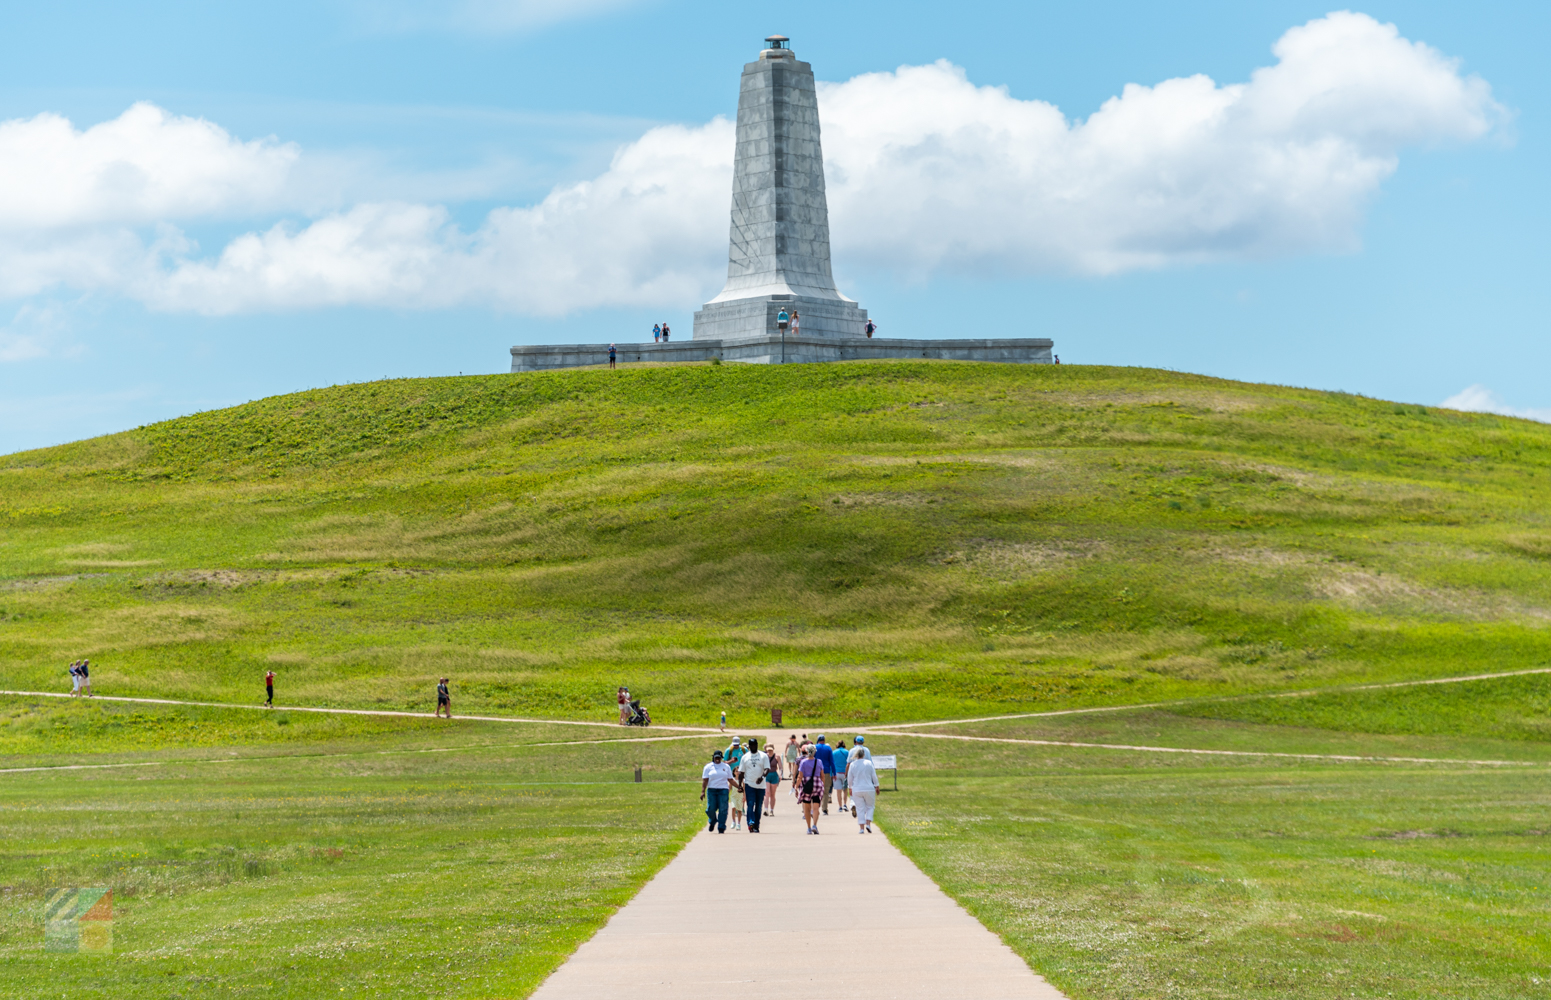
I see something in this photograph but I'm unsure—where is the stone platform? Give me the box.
[510,334,1053,371]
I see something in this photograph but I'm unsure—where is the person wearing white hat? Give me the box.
[847,738,880,833]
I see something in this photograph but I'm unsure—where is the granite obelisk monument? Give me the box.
[510,35,1052,370]
[691,35,869,341]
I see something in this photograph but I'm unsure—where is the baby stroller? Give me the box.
[625,699,651,727]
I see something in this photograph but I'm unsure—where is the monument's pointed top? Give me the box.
[764,34,789,47]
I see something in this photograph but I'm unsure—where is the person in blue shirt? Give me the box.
[813,736,835,815]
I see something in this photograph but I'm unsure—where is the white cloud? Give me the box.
[0,11,1508,314]
[1440,385,1551,423]
[0,102,297,231]
[0,302,79,363]
[145,120,732,314]
[821,11,1503,275]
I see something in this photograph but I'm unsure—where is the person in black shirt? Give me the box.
[436,678,451,718]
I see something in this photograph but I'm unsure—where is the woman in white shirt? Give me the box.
[847,749,880,833]
[700,750,733,834]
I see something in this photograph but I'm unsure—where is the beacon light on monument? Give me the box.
[509,36,1054,371]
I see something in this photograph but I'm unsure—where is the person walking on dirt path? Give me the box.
[436,678,451,718]
[720,710,727,733]
[608,343,617,369]
[265,669,275,707]
[618,687,630,725]
[814,735,835,815]
[738,738,768,833]
[68,661,81,697]
[797,745,825,834]
[832,740,849,812]
[848,748,880,833]
[784,734,800,775]
[763,742,781,816]
[701,750,732,834]
[79,659,92,697]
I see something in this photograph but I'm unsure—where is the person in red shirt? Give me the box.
[265,670,275,707]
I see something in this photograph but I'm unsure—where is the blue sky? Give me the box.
[0,1,1546,453]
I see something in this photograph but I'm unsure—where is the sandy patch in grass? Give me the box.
[1504,533,1551,559]
[49,542,134,557]
[827,492,931,508]
[77,604,246,651]
[932,540,1106,579]
[1314,568,1551,622]
[0,574,109,591]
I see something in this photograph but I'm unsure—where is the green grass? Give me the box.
[2,362,1550,726]
[874,727,1551,1000]
[0,701,720,999]
[7,361,1551,996]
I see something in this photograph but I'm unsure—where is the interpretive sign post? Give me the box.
[873,754,898,792]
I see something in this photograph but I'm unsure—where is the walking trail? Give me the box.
[530,730,1068,1000]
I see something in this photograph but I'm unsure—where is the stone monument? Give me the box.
[691,35,868,342]
[511,35,1053,371]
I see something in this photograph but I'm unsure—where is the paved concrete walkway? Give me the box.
[531,733,1068,1000]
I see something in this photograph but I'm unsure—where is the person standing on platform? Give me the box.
[848,748,880,833]
[700,750,732,833]
[737,738,768,832]
[790,311,799,336]
[865,319,876,339]
[653,323,661,343]
[813,735,835,815]
[661,323,671,342]
[608,343,617,369]
[265,669,275,707]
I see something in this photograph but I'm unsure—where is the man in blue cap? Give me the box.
[813,735,835,815]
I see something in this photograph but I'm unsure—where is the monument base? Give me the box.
[509,334,1054,371]
[692,294,868,341]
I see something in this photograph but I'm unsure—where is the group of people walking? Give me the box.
[652,323,672,342]
[700,733,880,836]
[66,659,93,696]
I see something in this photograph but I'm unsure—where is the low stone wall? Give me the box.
[510,334,1054,372]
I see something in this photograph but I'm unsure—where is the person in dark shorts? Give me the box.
[265,669,275,707]
[608,344,617,369]
[436,678,451,718]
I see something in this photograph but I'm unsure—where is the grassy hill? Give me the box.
[3,360,1550,726]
